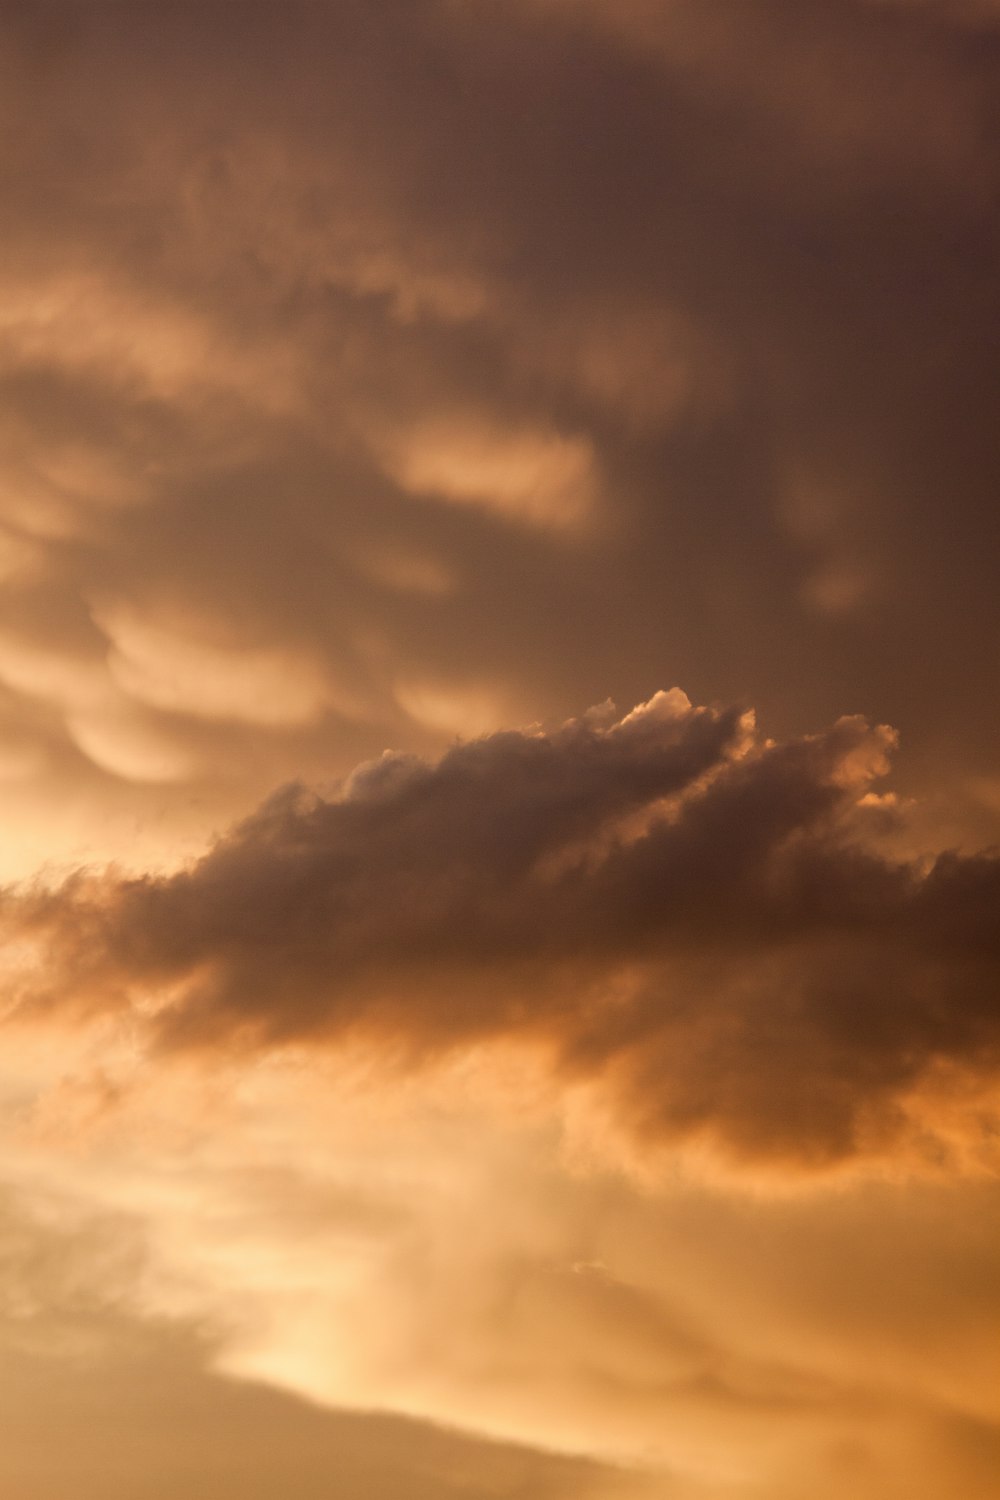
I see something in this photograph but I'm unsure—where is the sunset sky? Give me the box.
[1,4,999,1496]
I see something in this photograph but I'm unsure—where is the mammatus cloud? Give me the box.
[9,691,999,1173]
[0,7,998,1497]
[0,0,998,883]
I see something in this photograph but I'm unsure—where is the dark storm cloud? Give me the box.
[9,692,999,1171]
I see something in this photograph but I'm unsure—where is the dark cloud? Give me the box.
[0,0,996,862]
[9,692,999,1171]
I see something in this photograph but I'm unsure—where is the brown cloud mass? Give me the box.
[0,0,997,872]
[10,692,999,1172]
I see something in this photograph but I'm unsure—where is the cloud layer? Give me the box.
[1,6,999,1495]
[0,0,998,873]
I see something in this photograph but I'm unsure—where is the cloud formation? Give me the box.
[9,691,998,1172]
[0,0,997,874]
[2,6,999,1496]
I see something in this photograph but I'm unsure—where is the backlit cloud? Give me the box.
[8,691,998,1175]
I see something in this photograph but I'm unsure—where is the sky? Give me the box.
[1,2,999,1496]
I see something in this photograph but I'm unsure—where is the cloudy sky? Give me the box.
[1,3,999,1496]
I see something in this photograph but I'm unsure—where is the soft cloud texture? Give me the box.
[2,1052,998,1500]
[1,4,998,1496]
[0,0,997,873]
[9,691,999,1173]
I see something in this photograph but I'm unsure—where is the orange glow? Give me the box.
[1,3,998,1496]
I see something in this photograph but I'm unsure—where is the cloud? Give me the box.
[4,1046,999,1498]
[0,1193,650,1500]
[0,0,997,881]
[6,690,999,1174]
[98,605,336,728]
[382,416,597,532]
[1,9,998,1495]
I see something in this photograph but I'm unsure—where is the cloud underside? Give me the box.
[10,691,999,1174]
[0,0,998,878]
